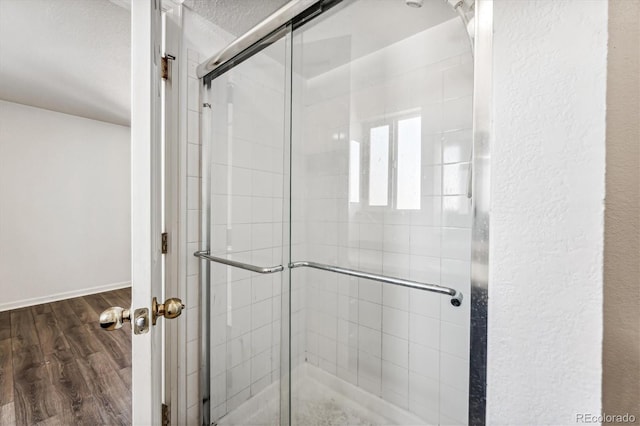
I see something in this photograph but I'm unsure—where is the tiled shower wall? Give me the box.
[185,47,203,425]
[205,43,288,423]
[293,18,473,425]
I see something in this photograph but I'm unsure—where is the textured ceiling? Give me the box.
[0,0,131,126]
[184,0,289,36]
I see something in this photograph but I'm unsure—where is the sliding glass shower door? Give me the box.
[288,1,472,424]
[201,34,290,425]
[201,0,474,424]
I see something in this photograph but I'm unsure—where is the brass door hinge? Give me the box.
[161,54,175,81]
[162,403,170,426]
[161,232,168,254]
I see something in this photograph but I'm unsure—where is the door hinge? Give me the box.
[161,232,168,254]
[162,403,170,426]
[161,54,175,81]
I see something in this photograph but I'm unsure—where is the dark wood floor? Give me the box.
[0,288,132,425]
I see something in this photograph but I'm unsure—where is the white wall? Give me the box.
[488,1,607,423]
[0,100,131,311]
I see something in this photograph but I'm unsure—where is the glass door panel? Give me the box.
[202,35,289,426]
[289,1,473,424]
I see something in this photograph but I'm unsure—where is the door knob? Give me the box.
[99,306,147,334]
[99,306,131,330]
[152,297,185,325]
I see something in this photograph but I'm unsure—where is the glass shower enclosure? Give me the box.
[196,0,477,424]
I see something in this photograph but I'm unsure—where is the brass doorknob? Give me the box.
[152,297,185,325]
[99,306,131,331]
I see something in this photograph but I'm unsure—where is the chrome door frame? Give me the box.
[469,1,492,424]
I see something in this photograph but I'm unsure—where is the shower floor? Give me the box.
[216,364,427,426]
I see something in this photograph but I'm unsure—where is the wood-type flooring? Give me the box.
[0,288,132,425]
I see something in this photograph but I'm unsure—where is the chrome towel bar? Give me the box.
[193,251,462,306]
[193,250,284,274]
[289,261,463,307]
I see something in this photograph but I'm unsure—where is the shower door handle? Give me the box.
[194,250,284,274]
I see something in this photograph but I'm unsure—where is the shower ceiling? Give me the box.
[298,0,457,78]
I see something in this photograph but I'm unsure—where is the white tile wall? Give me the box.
[204,39,288,424]
[184,48,202,423]
[293,17,473,424]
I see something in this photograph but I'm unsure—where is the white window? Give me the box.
[396,117,422,210]
[359,116,422,210]
[349,140,361,203]
[368,125,390,206]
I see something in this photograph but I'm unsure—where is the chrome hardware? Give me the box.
[152,297,185,325]
[192,248,462,306]
[161,232,169,254]
[133,308,149,335]
[289,261,463,307]
[161,54,175,81]
[100,300,177,333]
[99,306,131,330]
[196,0,320,79]
[193,250,284,274]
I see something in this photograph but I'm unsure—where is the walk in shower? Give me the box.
[194,0,486,424]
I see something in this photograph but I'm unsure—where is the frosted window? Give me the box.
[369,125,389,206]
[349,140,361,203]
[397,117,422,209]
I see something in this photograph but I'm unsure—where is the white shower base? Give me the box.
[216,364,428,426]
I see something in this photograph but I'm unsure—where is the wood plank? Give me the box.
[49,299,82,331]
[0,339,13,406]
[34,414,63,426]
[0,402,15,425]
[10,308,40,350]
[12,364,58,425]
[33,312,69,356]
[31,303,52,315]
[117,366,132,390]
[64,294,99,325]
[61,324,103,360]
[6,289,132,425]
[0,311,11,341]
[45,349,102,425]
[76,352,131,425]
[10,309,44,373]
[101,288,132,310]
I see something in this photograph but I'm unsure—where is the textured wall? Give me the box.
[0,0,131,126]
[488,0,607,423]
[603,0,640,422]
[184,0,288,36]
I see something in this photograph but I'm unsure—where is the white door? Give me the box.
[98,0,182,424]
[130,0,164,423]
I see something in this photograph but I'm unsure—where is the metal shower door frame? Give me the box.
[196,0,493,424]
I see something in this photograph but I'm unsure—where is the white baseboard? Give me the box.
[0,281,132,312]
